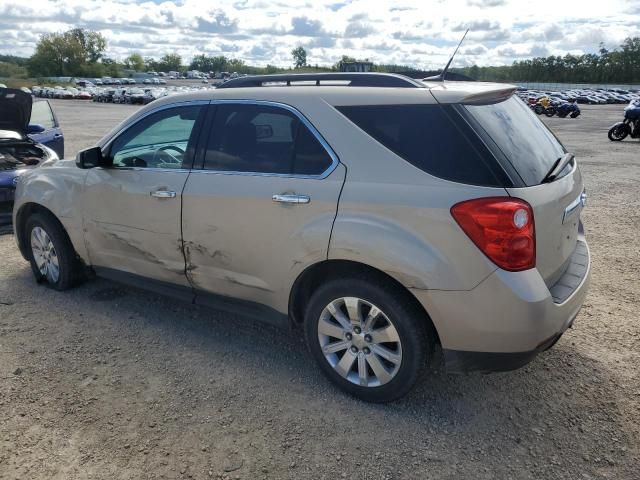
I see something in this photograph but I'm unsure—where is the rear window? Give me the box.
[464,97,566,186]
[336,104,504,187]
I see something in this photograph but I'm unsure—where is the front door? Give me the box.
[82,103,206,286]
[181,101,345,313]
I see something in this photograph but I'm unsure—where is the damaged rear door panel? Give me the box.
[181,101,345,314]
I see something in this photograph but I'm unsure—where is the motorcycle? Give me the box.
[608,99,640,141]
[556,102,581,118]
[533,102,557,117]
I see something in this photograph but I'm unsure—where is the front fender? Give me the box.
[13,161,89,262]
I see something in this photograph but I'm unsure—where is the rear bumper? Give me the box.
[412,238,591,373]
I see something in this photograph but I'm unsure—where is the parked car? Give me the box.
[1,89,60,225]
[12,73,590,402]
[111,88,128,104]
[124,88,145,104]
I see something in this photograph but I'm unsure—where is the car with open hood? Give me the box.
[0,88,61,225]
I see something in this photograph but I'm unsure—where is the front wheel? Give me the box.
[25,213,77,291]
[544,107,556,117]
[608,123,630,141]
[304,277,433,403]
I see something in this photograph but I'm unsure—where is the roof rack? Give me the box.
[216,72,425,89]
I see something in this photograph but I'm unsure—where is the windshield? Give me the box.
[464,96,566,186]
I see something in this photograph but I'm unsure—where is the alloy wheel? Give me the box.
[317,297,402,388]
[30,226,60,284]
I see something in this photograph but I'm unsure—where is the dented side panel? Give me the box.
[181,163,346,313]
[82,168,191,287]
[13,159,90,261]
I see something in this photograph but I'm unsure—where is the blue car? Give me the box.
[1,88,62,226]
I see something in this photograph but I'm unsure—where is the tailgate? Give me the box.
[507,164,585,286]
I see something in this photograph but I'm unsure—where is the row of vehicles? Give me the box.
[30,85,215,105]
[517,87,640,106]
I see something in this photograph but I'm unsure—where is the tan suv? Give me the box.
[13,73,590,402]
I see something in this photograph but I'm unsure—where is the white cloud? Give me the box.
[0,0,638,69]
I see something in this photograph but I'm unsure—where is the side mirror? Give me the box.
[76,146,107,169]
[27,123,45,134]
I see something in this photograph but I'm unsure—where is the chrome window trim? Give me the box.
[197,99,340,180]
[98,98,340,179]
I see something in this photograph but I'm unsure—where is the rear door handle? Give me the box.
[151,190,176,198]
[272,194,310,204]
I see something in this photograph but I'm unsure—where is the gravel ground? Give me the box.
[1,101,639,479]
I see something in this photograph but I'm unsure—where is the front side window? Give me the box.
[109,105,202,169]
[203,103,333,175]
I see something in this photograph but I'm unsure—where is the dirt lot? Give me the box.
[1,101,639,479]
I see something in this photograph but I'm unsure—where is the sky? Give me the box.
[0,0,639,69]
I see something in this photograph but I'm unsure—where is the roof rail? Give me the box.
[216,72,425,89]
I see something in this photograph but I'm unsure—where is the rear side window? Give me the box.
[464,97,566,186]
[336,104,504,186]
[203,104,333,175]
[30,101,56,129]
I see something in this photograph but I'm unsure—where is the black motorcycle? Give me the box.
[556,102,581,118]
[608,100,640,141]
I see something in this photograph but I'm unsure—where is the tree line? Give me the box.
[457,38,640,84]
[1,28,638,84]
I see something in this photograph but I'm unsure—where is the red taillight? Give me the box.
[451,197,535,272]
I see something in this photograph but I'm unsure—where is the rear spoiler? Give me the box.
[428,83,517,106]
[461,87,517,105]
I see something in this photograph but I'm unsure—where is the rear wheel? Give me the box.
[304,277,433,403]
[608,123,630,141]
[25,213,77,291]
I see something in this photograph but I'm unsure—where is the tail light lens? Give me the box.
[451,197,535,272]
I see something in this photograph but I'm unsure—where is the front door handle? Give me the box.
[151,190,176,198]
[272,194,310,204]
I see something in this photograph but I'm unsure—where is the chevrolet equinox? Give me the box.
[12,73,590,402]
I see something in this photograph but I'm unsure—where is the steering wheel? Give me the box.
[153,145,185,165]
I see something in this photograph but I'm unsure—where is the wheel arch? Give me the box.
[288,259,441,346]
[15,203,71,260]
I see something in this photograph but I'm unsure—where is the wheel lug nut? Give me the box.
[350,346,358,353]
[364,334,372,343]
[345,333,352,341]
[353,326,361,334]
[363,347,370,355]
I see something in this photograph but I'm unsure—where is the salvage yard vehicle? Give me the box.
[1,89,60,225]
[12,73,591,402]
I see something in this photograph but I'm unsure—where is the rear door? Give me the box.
[463,96,585,285]
[181,101,345,312]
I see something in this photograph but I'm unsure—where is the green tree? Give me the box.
[157,53,182,72]
[124,53,145,71]
[28,28,106,77]
[291,46,307,68]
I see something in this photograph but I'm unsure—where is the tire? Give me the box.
[544,107,556,117]
[608,123,630,141]
[570,111,580,118]
[304,276,433,403]
[25,213,77,291]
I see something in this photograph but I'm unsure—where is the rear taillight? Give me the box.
[451,197,535,272]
